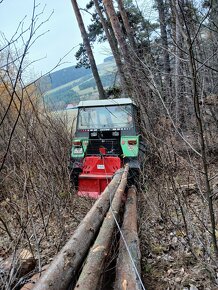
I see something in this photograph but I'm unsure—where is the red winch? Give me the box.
[78,156,121,199]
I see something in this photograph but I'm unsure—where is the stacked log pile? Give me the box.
[21,165,143,290]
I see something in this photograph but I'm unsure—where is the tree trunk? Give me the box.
[93,0,129,95]
[170,0,184,125]
[33,169,123,290]
[115,186,142,290]
[156,0,172,101]
[210,0,218,94]
[102,0,130,67]
[117,0,136,50]
[102,0,137,96]
[74,165,129,290]
[71,0,105,100]
[184,8,218,257]
[102,0,150,127]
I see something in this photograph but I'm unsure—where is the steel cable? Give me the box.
[102,159,146,290]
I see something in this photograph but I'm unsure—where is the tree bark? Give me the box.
[102,0,130,66]
[115,186,142,290]
[33,169,123,290]
[170,0,184,124]
[21,266,48,290]
[102,0,139,97]
[71,0,106,100]
[74,165,129,290]
[103,0,153,133]
[117,0,137,50]
[93,0,129,95]
[156,0,172,100]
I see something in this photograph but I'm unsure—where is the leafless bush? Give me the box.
[0,91,93,289]
[137,105,218,288]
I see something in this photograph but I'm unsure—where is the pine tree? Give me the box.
[71,0,106,99]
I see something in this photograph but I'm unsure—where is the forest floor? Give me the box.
[139,155,218,290]
[0,196,94,289]
[1,158,218,289]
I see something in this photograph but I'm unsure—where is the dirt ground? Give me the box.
[138,157,218,290]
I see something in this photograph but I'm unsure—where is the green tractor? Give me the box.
[70,98,145,198]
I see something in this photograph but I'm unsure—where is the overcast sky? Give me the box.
[0,0,155,80]
[0,0,110,78]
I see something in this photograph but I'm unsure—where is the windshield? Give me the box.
[77,105,133,130]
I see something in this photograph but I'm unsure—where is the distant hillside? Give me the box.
[42,57,117,111]
[104,56,114,63]
[40,66,91,91]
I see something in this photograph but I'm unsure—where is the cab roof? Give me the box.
[77,98,135,108]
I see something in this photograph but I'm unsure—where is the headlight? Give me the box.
[112,131,119,136]
[91,132,97,137]
[74,148,83,154]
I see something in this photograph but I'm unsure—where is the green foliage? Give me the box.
[121,1,158,47]
[75,44,91,69]
[88,15,106,43]
[105,86,122,98]
[75,0,158,67]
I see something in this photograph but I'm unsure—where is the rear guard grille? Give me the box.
[86,138,122,156]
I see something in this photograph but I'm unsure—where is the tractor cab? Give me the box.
[70,98,141,198]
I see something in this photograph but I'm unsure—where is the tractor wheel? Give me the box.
[70,169,81,189]
[128,168,140,187]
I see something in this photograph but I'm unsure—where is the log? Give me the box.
[115,186,142,290]
[74,165,129,290]
[21,266,48,290]
[33,169,123,290]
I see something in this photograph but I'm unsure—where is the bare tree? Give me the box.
[0,2,90,289]
[156,0,172,100]
[179,1,218,257]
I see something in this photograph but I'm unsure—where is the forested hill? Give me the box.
[42,57,116,111]
[40,56,114,92]
[44,66,91,91]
